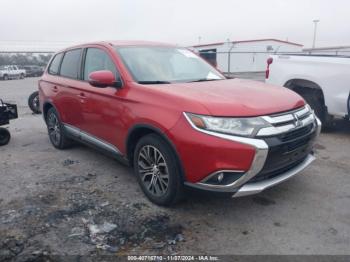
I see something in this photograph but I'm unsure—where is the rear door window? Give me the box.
[60,49,82,79]
[48,53,63,75]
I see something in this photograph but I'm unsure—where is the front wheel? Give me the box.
[20,73,25,79]
[28,91,41,114]
[133,134,184,206]
[0,128,11,146]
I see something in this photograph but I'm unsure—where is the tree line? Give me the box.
[0,53,52,66]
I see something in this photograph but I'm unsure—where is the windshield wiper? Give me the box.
[138,80,171,84]
[188,78,223,83]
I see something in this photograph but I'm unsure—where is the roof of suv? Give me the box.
[108,40,175,47]
[58,41,176,53]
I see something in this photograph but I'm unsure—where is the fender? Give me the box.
[42,100,60,121]
[126,123,186,181]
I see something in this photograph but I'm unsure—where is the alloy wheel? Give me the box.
[47,113,61,146]
[137,145,169,196]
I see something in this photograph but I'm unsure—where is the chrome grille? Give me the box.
[257,105,316,137]
[279,124,314,142]
[250,105,318,183]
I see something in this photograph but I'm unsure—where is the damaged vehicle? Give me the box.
[0,99,18,146]
[39,41,321,205]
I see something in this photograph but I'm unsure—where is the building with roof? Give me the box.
[189,38,303,73]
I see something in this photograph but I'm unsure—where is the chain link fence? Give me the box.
[1,48,349,77]
[196,49,350,76]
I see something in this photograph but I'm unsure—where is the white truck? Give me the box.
[265,54,350,127]
[0,65,26,80]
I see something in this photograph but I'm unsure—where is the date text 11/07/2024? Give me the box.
[127,255,220,261]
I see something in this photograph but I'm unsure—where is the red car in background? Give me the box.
[39,41,321,206]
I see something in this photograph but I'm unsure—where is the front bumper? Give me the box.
[184,108,321,196]
[233,153,315,197]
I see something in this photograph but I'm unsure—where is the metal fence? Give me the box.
[196,50,350,74]
[1,49,349,75]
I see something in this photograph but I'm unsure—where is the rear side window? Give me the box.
[83,48,118,80]
[48,53,63,75]
[60,49,82,79]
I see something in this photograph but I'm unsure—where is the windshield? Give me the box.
[116,46,224,83]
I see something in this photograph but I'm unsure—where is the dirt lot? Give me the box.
[1,77,350,260]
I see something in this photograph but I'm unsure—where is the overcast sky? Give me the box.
[0,0,349,51]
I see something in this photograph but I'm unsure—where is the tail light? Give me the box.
[265,57,273,79]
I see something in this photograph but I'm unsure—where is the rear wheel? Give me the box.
[28,91,41,114]
[20,73,25,79]
[0,128,11,146]
[133,134,184,206]
[46,107,73,149]
[3,75,8,81]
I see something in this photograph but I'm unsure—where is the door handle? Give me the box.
[77,92,87,103]
[77,92,86,99]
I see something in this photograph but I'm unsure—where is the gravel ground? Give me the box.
[0,77,350,260]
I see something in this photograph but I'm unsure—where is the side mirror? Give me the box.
[88,70,122,88]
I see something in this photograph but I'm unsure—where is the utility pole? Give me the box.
[312,19,320,49]
[227,39,234,75]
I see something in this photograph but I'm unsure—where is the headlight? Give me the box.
[184,113,270,137]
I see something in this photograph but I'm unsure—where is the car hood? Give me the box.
[147,78,305,117]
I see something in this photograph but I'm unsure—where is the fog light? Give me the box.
[205,171,245,186]
[217,173,224,182]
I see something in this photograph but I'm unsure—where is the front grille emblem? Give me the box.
[293,113,302,127]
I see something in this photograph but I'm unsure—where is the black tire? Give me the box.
[302,91,333,129]
[303,93,325,121]
[20,73,25,79]
[3,75,8,81]
[46,107,73,149]
[0,128,11,146]
[133,134,184,206]
[28,91,41,114]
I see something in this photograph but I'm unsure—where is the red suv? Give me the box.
[39,41,321,205]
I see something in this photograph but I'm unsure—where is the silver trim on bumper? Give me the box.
[200,169,245,183]
[183,111,322,195]
[315,116,322,137]
[233,153,316,197]
[183,112,269,192]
